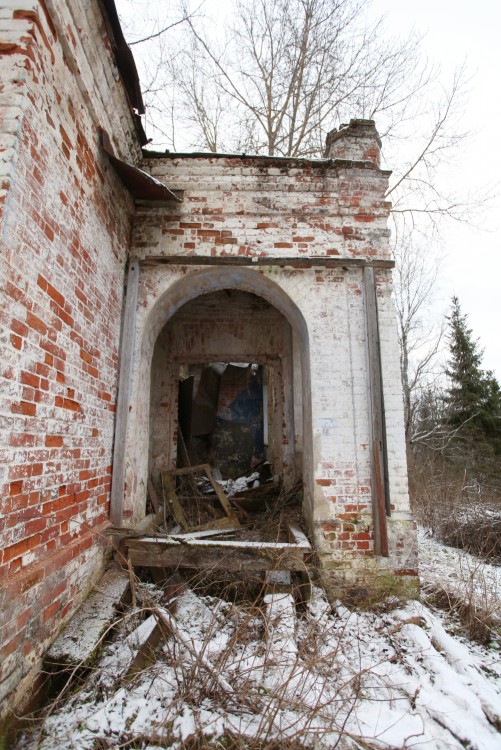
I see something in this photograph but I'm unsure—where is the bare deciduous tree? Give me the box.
[117,0,475,228]
[392,234,444,451]
[178,0,454,159]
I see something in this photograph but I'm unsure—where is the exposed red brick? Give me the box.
[11,401,36,417]
[45,435,63,447]
[4,534,42,564]
[26,311,47,335]
[10,334,22,350]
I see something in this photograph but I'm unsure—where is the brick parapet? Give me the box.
[136,154,391,262]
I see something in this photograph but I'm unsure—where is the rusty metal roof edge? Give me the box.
[99,0,146,119]
[101,130,182,202]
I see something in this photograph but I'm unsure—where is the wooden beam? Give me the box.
[167,463,214,476]
[204,465,240,526]
[110,258,140,527]
[363,266,389,557]
[135,537,311,551]
[286,523,310,547]
[168,526,240,540]
[147,479,160,514]
[140,256,395,269]
[125,535,311,572]
[127,546,307,573]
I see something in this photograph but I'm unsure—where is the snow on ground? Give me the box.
[20,534,501,750]
[418,527,501,626]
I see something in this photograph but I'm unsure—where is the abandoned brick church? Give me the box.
[0,0,417,715]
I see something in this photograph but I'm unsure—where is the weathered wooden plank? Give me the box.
[110,259,140,527]
[141,255,395,269]
[127,545,307,572]
[169,525,240,540]
[363,266,389,557]
[204,464,240,526]
[131,537,308,551]
[125,615,163,679]
[168,463,212,477]
[135,508,165,534]
[187,516,238,533]
[286,523,311,548]
[125,535,309,572]
[147,479,160,514]
[45,565,130,669]
[164,464,240,529]
[161,472,189,531]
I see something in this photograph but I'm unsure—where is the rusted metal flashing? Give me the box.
[140,256,395,269]
[101,131,182,202]
[100,0,145,116]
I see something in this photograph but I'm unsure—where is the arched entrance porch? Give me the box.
[115,265,313,533]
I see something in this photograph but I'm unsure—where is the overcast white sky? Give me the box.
[372,0,501,378]
[117,0,501,378]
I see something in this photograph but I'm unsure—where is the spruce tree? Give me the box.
[444,296,501,479]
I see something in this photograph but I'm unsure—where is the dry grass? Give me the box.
[411,461,501,562]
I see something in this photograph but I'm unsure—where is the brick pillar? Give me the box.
[324,119,381,166]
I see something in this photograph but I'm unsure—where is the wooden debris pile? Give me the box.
[110,467,311,578]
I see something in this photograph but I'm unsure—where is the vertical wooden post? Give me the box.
[110,258,140,527]
[363,266,389,557]
[282,324,296,485]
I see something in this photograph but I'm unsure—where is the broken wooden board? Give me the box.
[233,480,280,509]
[168,526,240,541]
[162,472,189,530]
[124,534,311,573]
[185,515,238,533]
[286,524,310,546]
[124,615,164,679]
[45,565,129,670]
[162,464,240,530]
[147,479,160,513]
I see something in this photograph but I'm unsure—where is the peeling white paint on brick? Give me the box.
[0,0,139,714]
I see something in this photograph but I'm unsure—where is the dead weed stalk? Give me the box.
[19,564,408,750]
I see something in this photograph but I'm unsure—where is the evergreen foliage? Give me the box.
[444,296,501,476]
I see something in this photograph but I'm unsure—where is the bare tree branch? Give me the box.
[129,15,193,46]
